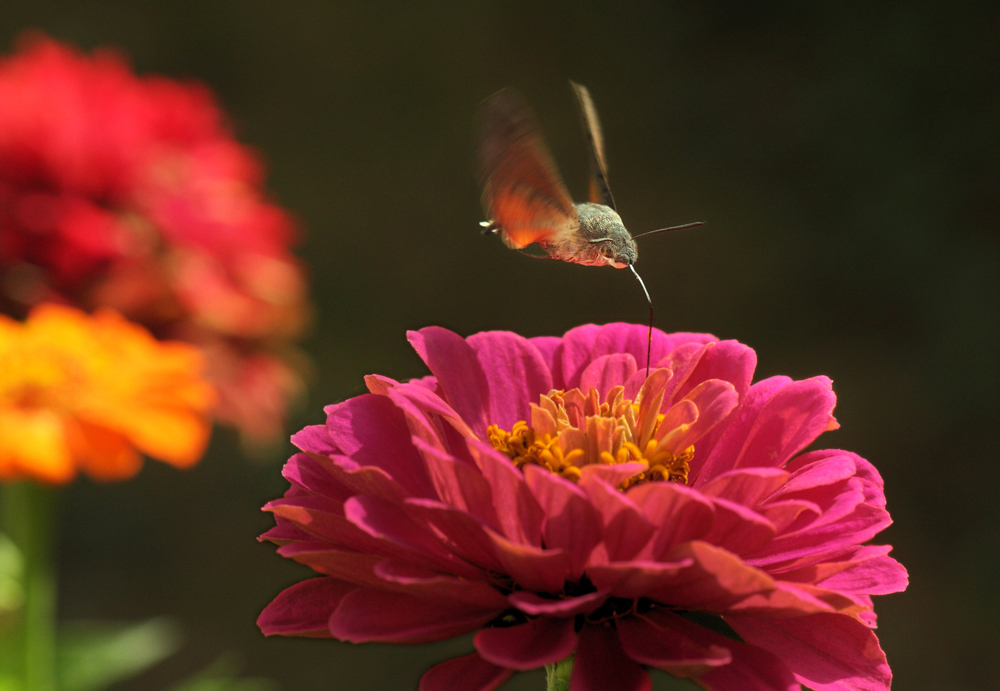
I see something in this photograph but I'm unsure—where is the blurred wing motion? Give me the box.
[475,88,578,249]
[570,80,616,210]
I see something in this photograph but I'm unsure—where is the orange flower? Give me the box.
[0,304,214,483]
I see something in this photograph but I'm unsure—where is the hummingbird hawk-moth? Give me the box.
[474,82,702,371]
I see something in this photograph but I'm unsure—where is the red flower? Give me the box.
[259,324,907,690]
[0,35,308,440]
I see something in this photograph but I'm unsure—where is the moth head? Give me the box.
[594,236,638,269]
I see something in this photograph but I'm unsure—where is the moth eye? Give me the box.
[601,246,613,258]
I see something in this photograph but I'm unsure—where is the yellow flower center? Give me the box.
[487,386,693,490]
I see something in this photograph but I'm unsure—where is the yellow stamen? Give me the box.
[486,386,695,491]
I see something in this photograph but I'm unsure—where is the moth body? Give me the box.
[476,84,644,269]
[482,202,637,267]
[563,202,637,268]
[474,82,701,374]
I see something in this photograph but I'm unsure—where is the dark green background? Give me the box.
[2,2,998,689]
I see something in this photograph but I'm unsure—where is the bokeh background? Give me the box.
[2,1,998,689]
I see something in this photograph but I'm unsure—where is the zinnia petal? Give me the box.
[467,330,553,429]
[408,327,491,435]
[727,612,892,691]
[257,577,353,637]
[699,638,800,691]
[616,609,732,675]
[419,653,513,691]
[579,353,638,400]
[324,393,434,497]
[328,585,505,644]
[572,623,651,691]
[523,465,603,578]
[475,617,577,670]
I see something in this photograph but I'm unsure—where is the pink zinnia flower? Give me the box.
[0,35,309,440]
[259,323,906,690]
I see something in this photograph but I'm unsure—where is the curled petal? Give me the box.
[484,527,571,594]
[635,368,673,446]
[617,609,732,675]
[572,623,651,691]
[529,336,563,384]
[766,453,857,504]
[656,400,698,450]
[408,326,492,435]
[579,353,638,400]
[258,578,353,637]
[578,461,648,489]
[386,382,477,452]
[627,481,715,560]
[303,452,407,503]
[291,423,339,455]
[419,653,513,691]
[644,541,776,611]
[281,452,353,501]
[704,376,838,481]
[700,497,776,555]
[329,584,505,644]
[699,639,800,691]
[669,379,740,451]
[816,551,908,596]
[467,330,553,430]
[411,437,500,528]
[672,340,756,468]
[588,558,693,598]
[468,440,544,546]
[475,617,577,670]
[670,340,756,406]
[579,475,654,562]
[403,498,507,573]
[757,499,821,535]
[523,465,603,578]
[275,544,383,587]
[727,612,892,691]
[750,486,892,567]
[769,543,891,583]
[699,467,789,508]
[656,342,713,408]
[508,590,607,617]
[344,495,484,579]
[324,394,434,496]
[694,375,791,483]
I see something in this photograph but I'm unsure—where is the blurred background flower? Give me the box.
[0,31,310,691]
[0,35,309,444]
[0,304,214,484]
[0,304,215,690]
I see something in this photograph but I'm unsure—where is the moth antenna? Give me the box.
[631,221,704,240]
[629,263,653,377]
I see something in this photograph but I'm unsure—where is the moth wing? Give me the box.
[570,81,616,210]
[475,88,578,249]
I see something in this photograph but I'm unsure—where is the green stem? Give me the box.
[2,481,58,691]
[545,655,573,691]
